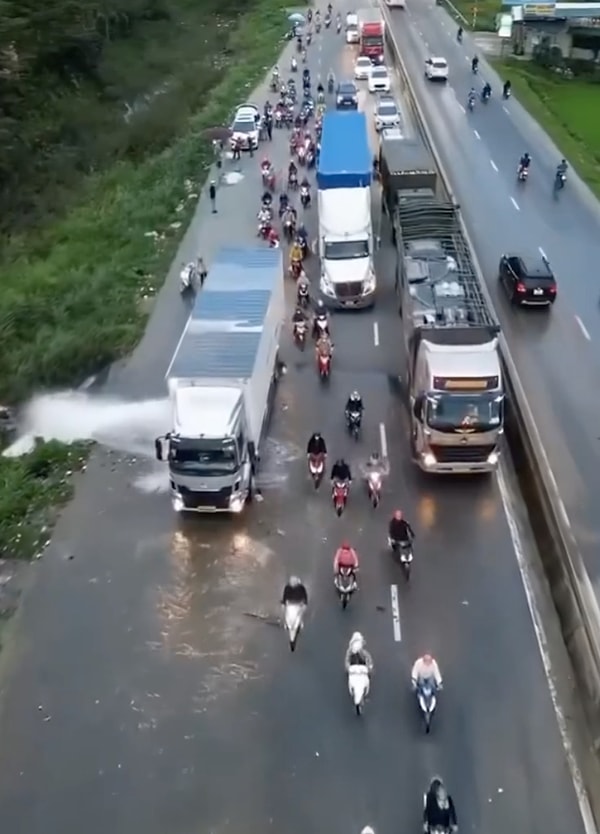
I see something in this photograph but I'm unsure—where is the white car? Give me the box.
[230,103,261,149]
[354,56,372,80]
[368,65,391,93]
[374,96,401,131]
[424,57,449,81]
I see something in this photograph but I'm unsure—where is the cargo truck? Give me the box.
[358,8,385,63]
[346,11,359,43]
[380,138,504,473]
[317,112,375,309]
[155,247,284,512]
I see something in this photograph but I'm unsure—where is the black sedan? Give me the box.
[498,253,557,307]
[336,81,358,110]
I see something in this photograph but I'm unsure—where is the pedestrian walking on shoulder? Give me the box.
[209,181,217,213]
[197,257,208,286]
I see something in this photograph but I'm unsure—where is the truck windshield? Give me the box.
[425,393,503,433]
[169,437,239,475]
[324,239,369,260]
[362,36,383,46]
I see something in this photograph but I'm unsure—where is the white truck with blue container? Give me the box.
[155,247,284,513]
[317,111,375,309]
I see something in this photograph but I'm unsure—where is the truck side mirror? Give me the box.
[413,395,424,421]
[155,436,168,461]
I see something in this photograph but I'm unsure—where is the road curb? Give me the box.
[381,4,600,749]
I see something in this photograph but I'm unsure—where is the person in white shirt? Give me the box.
[411,654,443,690]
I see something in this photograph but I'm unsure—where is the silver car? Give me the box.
[230,104,261,150]
[374,97,401,131]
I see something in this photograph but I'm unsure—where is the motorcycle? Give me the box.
[306,148,315,169]
[367,471,382,509]
[328,77,334,94]
[517,165,529,183]
[291,58,297,72]
[293,318,307,349]
[346,409,361,440]
[416,679,437,733]
[316,21,321,33]
[262,167,276,191]
[313,315,329,340]
[283,214,296,241]
[467,96,475,112]
[284,601,304,651]
[334,567,357,609]
[503,87,511,99]
[300,185,311,208]
[297,280,310,308]
[554,170,567,193]
[336,21,341,33]
[308,453,325,488]
[274,108,284,128]
[325,14,331,27]
[481,88,491,104]
[318,351,331,382]
[179,263,196,293]
[390,537,414,580]
[290,258,303,280]
[332,479,349,516]
[297,145,306,166]
[348,664,370,715]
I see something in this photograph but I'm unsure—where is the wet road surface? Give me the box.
[0,9,590,834]
[384,0,600,603]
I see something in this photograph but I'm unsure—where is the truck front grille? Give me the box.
[335,281,363,298]
[431,444,495,464]
[178,485,232,509]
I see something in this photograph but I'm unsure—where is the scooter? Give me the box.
[313,316,329,340]
[332,479,349,516]
[346,409,361,440]
[334,568,357,609]
[348,664,370,715]
[297,280,310,308]
[390,537,414,580]
[308,453,325,488]
[293,319,307,349]
[367,471,382,508]
[517,165,529,183]
[554,170,567,193]
[179,263,196,293]
[300,185,311,207]
[318,352,331,381]
[284,602,304,651]
[415,679,437,733]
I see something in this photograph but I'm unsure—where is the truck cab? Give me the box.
[346,11,359,42]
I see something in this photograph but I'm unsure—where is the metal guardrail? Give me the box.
[381,3,600,748]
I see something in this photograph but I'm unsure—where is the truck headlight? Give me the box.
[423,452,436,468]
[363,271,376,293]
[320,274,336,296]
[173,494,184,512]
[487,451,499,466]
[229,494,245,513]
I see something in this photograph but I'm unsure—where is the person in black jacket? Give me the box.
[345,390,364,418]
[388,509,414,544]
[423,777,457,832]
[282,576,308,606]
[331,458,351,483]
[307,432,327,457]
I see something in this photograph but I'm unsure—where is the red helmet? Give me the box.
[393,509,403,520]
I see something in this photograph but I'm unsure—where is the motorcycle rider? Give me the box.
[279,192,289,216]
[362,450,390,481]
[344,632,373,671]
[411,653,443,691]
[518,151,531,176]
[327,69,335,92]
[333,540,359,576]
[292,306,307,327]
[288,160,298,185]
[468,87,476,108]
[330,457,351,484]
[388,509,415,545]
[281,575,308,607]
[557,158,568,177]
[312,299,329,339]
[291,55,297,71]
[503,79,511,98]
[471,54,479,73]
[315,332,333,366]
[297,275,310,305]
[307,431,327,458]
[457,25,463,41]
[290,239,303,268]
[296,222,309,253]
[481,80,491,100]
[423,777,458,834]
[345,390,364,420]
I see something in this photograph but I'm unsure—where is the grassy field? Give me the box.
[492,59,600,198]
[0,0,293,561]
[441,0,501,31]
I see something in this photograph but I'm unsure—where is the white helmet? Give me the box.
[289,576,301,587]
[350,631,364,652]
[361,828,375,834]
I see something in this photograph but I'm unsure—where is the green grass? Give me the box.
[0,0,294,561]
[491,59,600,198]
[441,0,501,31]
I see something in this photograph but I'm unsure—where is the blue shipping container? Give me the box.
[317,111,372,190]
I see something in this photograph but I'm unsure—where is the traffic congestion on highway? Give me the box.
[0,3,596,834]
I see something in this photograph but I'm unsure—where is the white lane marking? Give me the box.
[539,246,548,260]
[503,105,510,115]
[458,102,465,114]
[373,321,380,346]
[510,196,520,211]
[497,466,597,834]
[390,584,402,641]
[575,315,591,341]
[379,421,388,459]
[473,129,481,140]
[490,159,498,172]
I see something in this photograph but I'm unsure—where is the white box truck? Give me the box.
[316,111,376,309]
[155,247,284,512]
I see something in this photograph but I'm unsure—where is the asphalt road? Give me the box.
[0,11,588,834]
[384,0,600,599]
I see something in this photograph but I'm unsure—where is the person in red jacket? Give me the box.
[333,540,359,576]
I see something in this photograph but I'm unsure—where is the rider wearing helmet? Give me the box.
[345,390,364,416]
[423,777,457,833]
[281,575,308,606]
[471,54,479,72]
[362,450,390,480]
[292,306,306,325]
[307,432,327,457]
[388,509,414,544]
[519,152,531,171]
[411,653,443,690]
[333,540,359,575]
[557,157,568,175]
[330,457,351,483]
[312,299,329,339]
[344,632,373,671]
